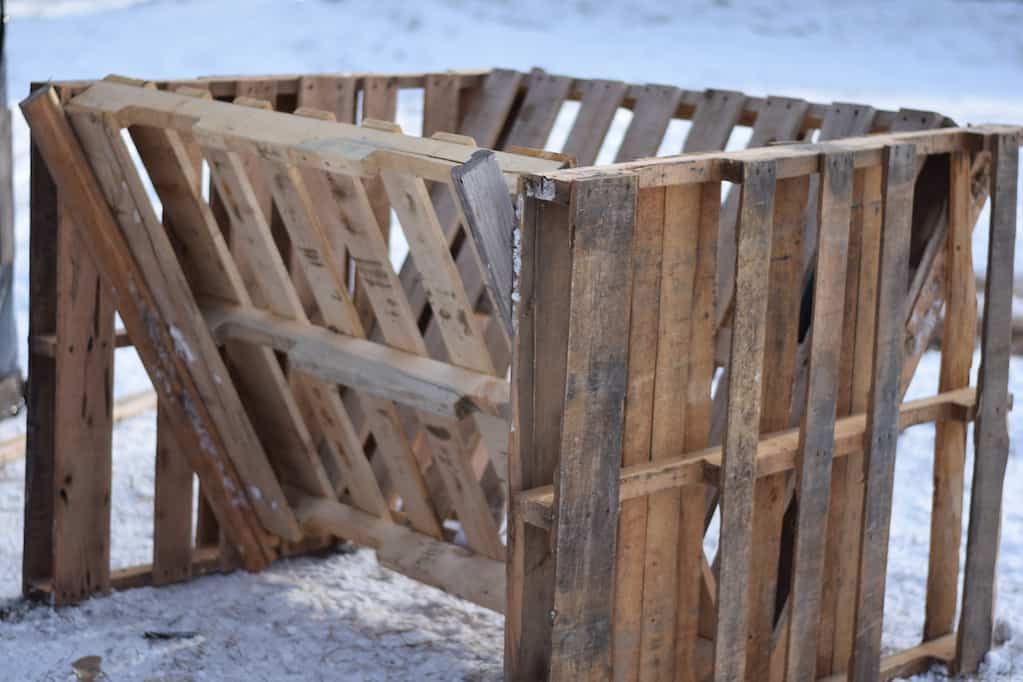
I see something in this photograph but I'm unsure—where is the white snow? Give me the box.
[1,0,1022,679]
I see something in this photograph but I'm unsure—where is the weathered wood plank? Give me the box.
[562,79,629,167]
[784,152,853,682]
[682,89,745,153]
[746,173,809,682]
[956,132,1018,674]
[923,151,977,641]
[297,75,357,123]
[615,84,682,162]
[549,175,636,680]
[451,150,518,338]
[505,185,574,681]
[849,143,916,681]
[612,184,665,682]
[153,404,194,586]
[21,87,276,567]
[504,70,572,150]
[423,73,462,137]
[714,159,776,682]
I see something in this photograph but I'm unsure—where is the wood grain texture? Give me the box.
[562,80,629,167]
[923,151,976,640]
[784,152,853,682]
[849,143,915,681]
[505,189,574,681]
[615,84,681,162]
[714,159,776,682]
[549,174,636,680]
[153,404,194,586]
[956,133,1018,674]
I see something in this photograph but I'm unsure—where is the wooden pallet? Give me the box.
[19,68,1019,681]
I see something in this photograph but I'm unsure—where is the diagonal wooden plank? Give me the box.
[682,89,745,154]
[451,149,518,339]
[615,84,682,162]
[956,132,1018,674]
[22,88,278,567]
[205,150,392,523]
[129,123,335,501]
[849,143,916,681]
[714,159,776,682]
[562,79,629,167]
[457,68,524,148]
[784,152,853,682]
[549,174,636,680]
[504,69,572,150]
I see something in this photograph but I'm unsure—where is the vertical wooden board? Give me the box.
[153,403,194,586]
[924,151,976,640]
[956,133,1017,674]
[506,190,574,682]
[639,179,703,681]
[714,159,776,682]
[830,162,884,674]
[504,70,573,150]
[785,152,853,682]
[717,97,809,327]
[23,128,59,597]
[682,89,745,153]
[561,79,628,167]
[361,75,398,235]
[423,73,461,137]
[549,174,636,681]
[746,174,810,682]
[849,144,915,682]
[675,181,720,682]
[298,75,357,123]
[613,185,665,682]
[51,211,115,605]
[615,84,682,162]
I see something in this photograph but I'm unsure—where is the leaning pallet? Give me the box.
[20,69,1018,681]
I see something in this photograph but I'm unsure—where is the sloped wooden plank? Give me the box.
[923,151,977,641]
[451,149,518,340]
[682,89,745,153]
[562,79,629,167]
[504,69,572,150]
[129,123,335,501]
[21,87,278,567]
[457,68,523,148]
[785,152,853,682]
[849,143,915,681]
[714,159,776,682]
[956,132,1018,674]
[615,84,682,162]
[550,174,636,680]
[210,151,393,521]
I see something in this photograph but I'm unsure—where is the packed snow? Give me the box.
[1,0,1022,679]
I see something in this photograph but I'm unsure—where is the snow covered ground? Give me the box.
[1,0,1022,679]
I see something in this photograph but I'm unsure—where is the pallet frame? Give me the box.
[21,68,1018,681]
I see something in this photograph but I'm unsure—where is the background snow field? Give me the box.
[1,1,1022,679]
